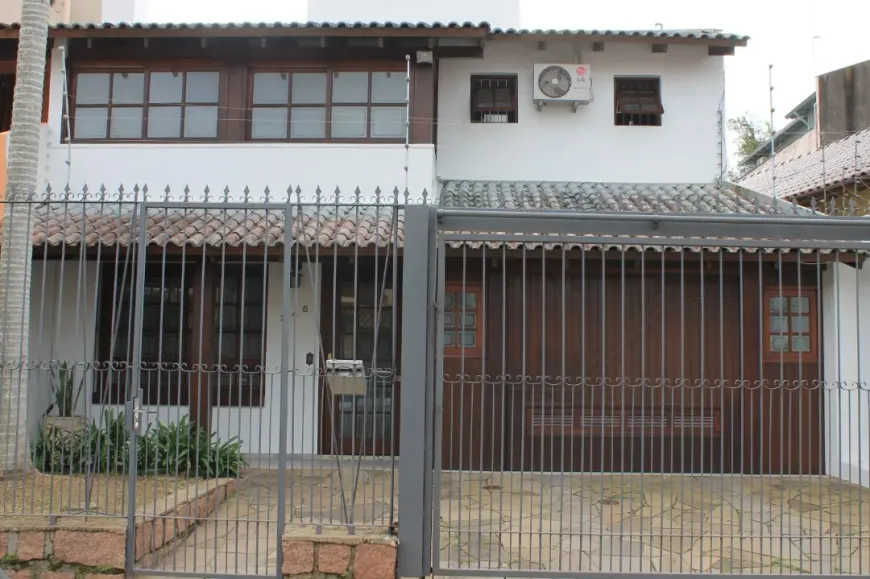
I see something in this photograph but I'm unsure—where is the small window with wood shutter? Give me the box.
[470,75,518,124]
[614,77,663,126]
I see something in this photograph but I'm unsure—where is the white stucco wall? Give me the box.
[436,41,726,183]
[27,259,99,442]
[822,262,870,488]
[44,143,436,201]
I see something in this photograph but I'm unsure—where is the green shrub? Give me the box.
[32,410,245,478]
[138,416,245,478]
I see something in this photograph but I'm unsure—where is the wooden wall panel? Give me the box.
[440,254,824,475]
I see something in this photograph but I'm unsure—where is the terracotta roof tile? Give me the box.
[439,181,798,215]
[738,128,870,199]
[0,181,834,254]
[13,204,403,248]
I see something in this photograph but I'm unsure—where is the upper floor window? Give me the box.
[614,77,663,127]
[72,69,221,140]
[249,69,407,141]
[470,75,518,123]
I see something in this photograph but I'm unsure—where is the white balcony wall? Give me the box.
[437,41,726,183]
[43,142,435,201]
[823,262,870,488]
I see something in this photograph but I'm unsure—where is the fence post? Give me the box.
[398,204,434,578]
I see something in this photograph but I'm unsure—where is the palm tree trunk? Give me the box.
[0,0,51,476]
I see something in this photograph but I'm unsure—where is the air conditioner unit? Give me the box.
[533,63,593,112]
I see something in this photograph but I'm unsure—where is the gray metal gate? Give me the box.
[125,200,295,578]
[398,204,870,577]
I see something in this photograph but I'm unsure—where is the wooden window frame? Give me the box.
[94,260,268,408]
[470,74,518,124]
[443,282,484,358]
[246,65,407,143]
[614,76,663,127]
[763,287,818,363]
[69,64,227,143]
[95,262,194,406]
[212,264,268,407]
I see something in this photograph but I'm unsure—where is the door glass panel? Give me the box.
[335,281,395,446]
[792,335,811,352]
[790,296,810,314]
[768,297,788,314]
[770,335,789,352]
[769,316,788,333]
[791,315,810,333]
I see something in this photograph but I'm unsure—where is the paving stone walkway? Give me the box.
[139,467,870,576]
[438,473,870,574]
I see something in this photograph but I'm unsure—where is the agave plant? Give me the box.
[45,362,85,418]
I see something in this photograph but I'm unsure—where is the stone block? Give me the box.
[317,543,352,575]
[7,569,31,579]
[153,516,173,550]
[0,531,8,558]
[282,541,314,575]
[85,574,124,579]
[17,532,45,561]
[135,520,153,560]
[41,571,75,579]
[53,530,125,569]
[175,503,194,534]
[353,544,397,579]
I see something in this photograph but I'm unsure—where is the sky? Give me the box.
[143,0,870,166]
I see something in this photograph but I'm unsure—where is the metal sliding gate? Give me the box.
[398,205,870,578]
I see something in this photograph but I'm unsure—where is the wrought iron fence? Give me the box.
[0,186,411,577]
[399,200,870,577]
[2,184,870,577]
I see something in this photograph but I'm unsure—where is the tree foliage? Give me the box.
[728,114,774,160]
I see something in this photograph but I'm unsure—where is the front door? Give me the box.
[322,276,399,456]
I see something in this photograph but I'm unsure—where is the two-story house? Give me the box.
[2,0,867,486]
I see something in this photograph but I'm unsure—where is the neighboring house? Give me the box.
[739,93,817,172]
[738,57,870,209]
[739,126,870,213]
[1,0,868,485]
